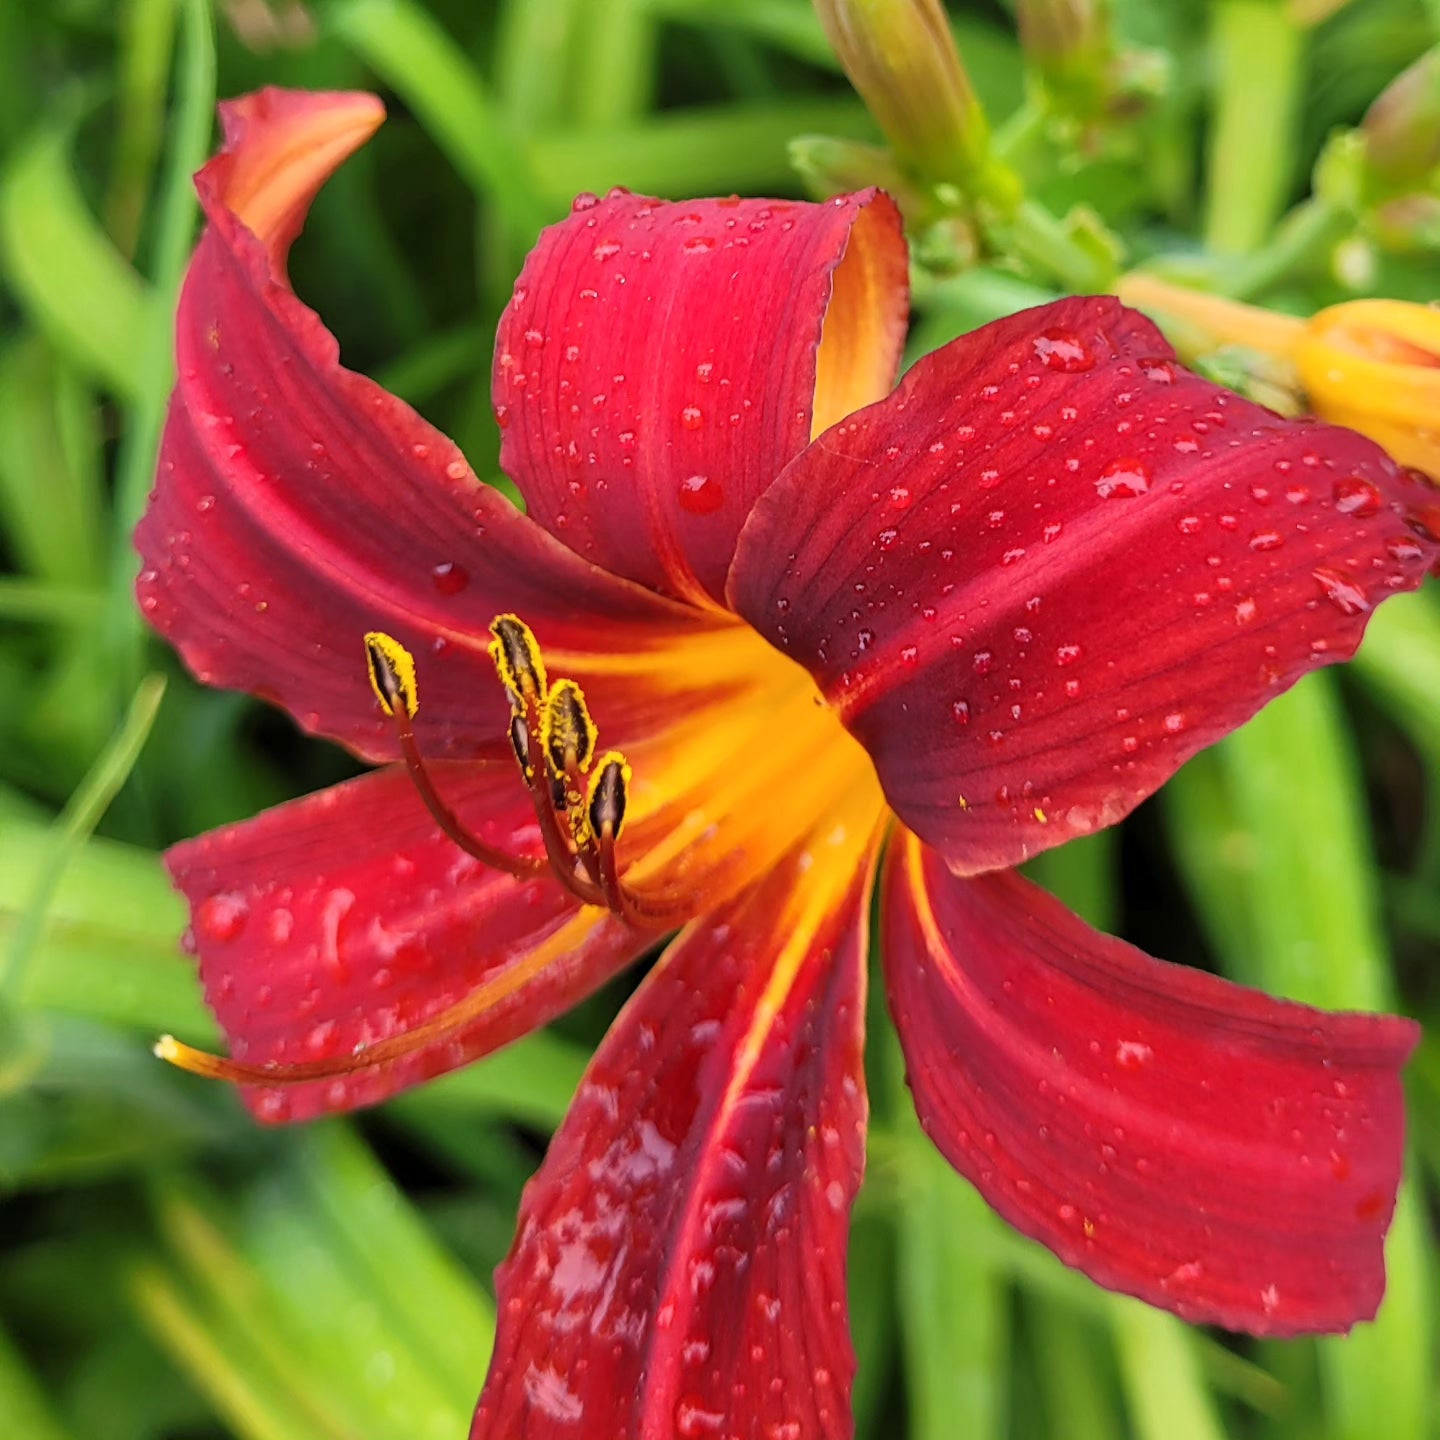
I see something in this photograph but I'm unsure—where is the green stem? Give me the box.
[1000,198,1114,293]
[1203,0,1305,255]
[1223,196,1349,299]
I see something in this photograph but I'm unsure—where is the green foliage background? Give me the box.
[1,1,1438,1437]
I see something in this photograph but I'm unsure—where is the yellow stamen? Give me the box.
[487,613,547,705]
[364,631,418,717]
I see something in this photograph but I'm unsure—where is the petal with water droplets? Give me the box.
[731,296,1440,874]
[137,88,721,767]
[883,832,1415,1335]
[471,797,882,1439]
[168,762,648,1121]
[494,188,908,603]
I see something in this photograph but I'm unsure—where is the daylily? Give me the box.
[139,90,1439,1438]
[1117,273,1440,479]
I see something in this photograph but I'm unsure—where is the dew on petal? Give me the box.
[678,473,724,515]
[1313,566,1371,616]
[1332,476,1382,518]
[196,892,248,941]
[1094,459,1150,499]
[430,561,469,596]
[1033,329,1096,373]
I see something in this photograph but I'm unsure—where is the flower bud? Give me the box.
[1292,299,1440,477]
[814,0,989,181]
[1362,46,1440,187]
[1017,0,1105,68]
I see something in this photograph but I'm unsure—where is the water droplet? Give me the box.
[592,240,621,261]
[1386,536,1425,562]
[972,650,993,675]
[675,1397,724,1436]
[1055,643,1082,666]
[197,892,248,942]
[1033,329,1095,372]
[681,405,704,430]
[444,459,468,481]
[571,192,599,212]
[888,484,911,509]
[1404,502,1440,542]
[681,235,716,255]
[1248,529,1284,552]
[1094,458,1150,499]
[951,699,971,727]
[856,628,875,652]
[1333,476,1381,517]
[695,361,714,382]
[1116,1039,1153,1069]
[1234,596,1257,624]
[677,473,724,515]
[1163,711,1186,733]
[431,561,469,596]
[493,403,510,429]
[1313,567,1370,616]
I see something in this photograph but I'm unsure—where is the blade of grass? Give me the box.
[1,675,166,1003]
[574,0,656,125]
[494,0,586,130]
[0,339,105,589]
[326,0,550,249]
[106,0,179,258]
[0,1318,79,1440]
[529,98,876,201]
[1110,1298,1228,1440]
[107,0,215,693]
[1214,673,1433,1440]
[129,1260,334,1440]
[0,122,156,399]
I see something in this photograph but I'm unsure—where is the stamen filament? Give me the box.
[366,632,546,880]
[154,909,601,1087]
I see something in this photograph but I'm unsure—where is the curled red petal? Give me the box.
[495,188,908,603]
[168,763,648,1122]
[882,833,1416,1335]
[731,296,1440,873]
[137,88,722,765]
[471,804,882,1439]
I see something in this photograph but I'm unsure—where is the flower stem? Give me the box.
[1222,196,1349,299]
[1203,0,1305,256]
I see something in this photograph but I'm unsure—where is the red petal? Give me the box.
[731,297,1440,873]
[471,806,883,1439]
[137,88,724,765]
[168,763,647,1121]
[494,188,908,603]
[882,832,1416,1335]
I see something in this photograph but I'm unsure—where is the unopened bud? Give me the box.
[814,0,989,180]
[1363,46,1440,187]
[1017,0,1105,67]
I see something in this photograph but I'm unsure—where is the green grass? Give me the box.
[1,1,1438,1437]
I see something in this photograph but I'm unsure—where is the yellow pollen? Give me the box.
[364,631,418,717]
[488,613,547,703]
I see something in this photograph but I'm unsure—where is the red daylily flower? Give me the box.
[138,90,1438,1438]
